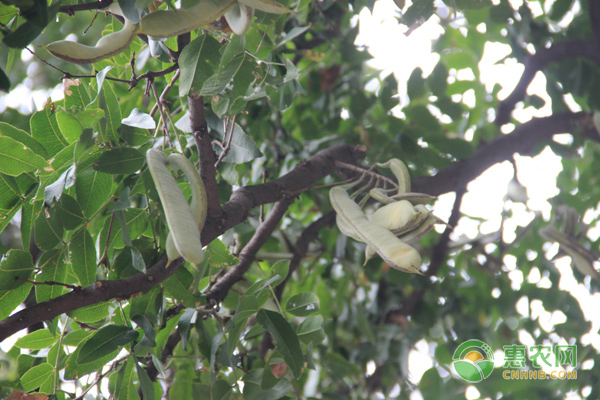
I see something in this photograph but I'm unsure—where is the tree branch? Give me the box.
[189,94,222,220]
[413,112,596,196]
[59,0,113,15]
[495,41,596,125]
[0,144,366,341]
[0,256,180,342]
[205,197,295,305]
[202,144,367,241]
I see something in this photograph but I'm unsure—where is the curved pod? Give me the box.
[330,186,422,274]
[45,19,140,64]
[146,149,205,265]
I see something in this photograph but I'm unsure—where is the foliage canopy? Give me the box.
[1,0,600,399]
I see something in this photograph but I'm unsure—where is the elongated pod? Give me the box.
[139,0,237,38]
[146,149,204,265]
[377,158,411,194]
[238,0,294,14]
[224,2,255,35]
[45,19,140,64]
[330,186,422,274]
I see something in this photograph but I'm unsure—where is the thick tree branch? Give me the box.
[495,41,596,126]
[202,144,366,241]
[205,198,295,305]
[0,144,365,341]
[189,94,222,221]
[0,256,180,342]
[413,112,596,196]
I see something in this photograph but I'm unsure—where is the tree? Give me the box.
[0,0,599,398]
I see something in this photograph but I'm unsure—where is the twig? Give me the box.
[215,115,237,168]
[59,0,113,15]
[74,355,127,400]
[150,70,180,117]
[150,79,173,150]
[17,278,79,291]
[97,213,115,269]
[204,197,295,307]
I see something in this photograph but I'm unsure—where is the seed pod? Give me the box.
[377,158,411,194]
[146,149,205,266]
[224,2,255,35]
[44,19,140,64]
[330,186,422,274]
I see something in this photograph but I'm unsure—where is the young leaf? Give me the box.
[0,136,50,176]
[15,329,56,350]
[285,292,320,316]
[69,229,97,286]
[256,309,304,378]
[20,363,54,392]
[0,249,35,290]
[296,315,325,345]
[77,325,139,364]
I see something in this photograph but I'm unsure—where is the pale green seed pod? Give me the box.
[146,149,206,266]
[238,0,294,14]
[138,0,237,38]
[44,19,140,64]
[330,186,422,274]
[224,3,255,35]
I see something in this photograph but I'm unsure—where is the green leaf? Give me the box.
[0,121,47,158]
[178,308,196,351]
[0,136,50,176]
[296,315,325,345]
[208,117,262,164]
[97,80,122,143]
[99,208,148,250]
[30,103,69,157]
[0,249,35,290]
[129,286,162,323]
[77,325,139,364]
[256,309,304,378]
[285,292,320,316]
[0,173,21,210]
[211,379,232,400]
[179,34,222,97]
[235,295,259,323]
[0,282,32,320]
[115,357,140,400]
[270,260,290,284]
[15,329,56,349]
[69,229,97,286]
[67,302,110,323]
[63,78,91,108]
[35,249,67,302]
[0,67,9,92]
[20,363,54,392]
[56,194,86,230]
[163,266,196,307]
[135,361,155,400]
[131,313,156,348]
[56,110,84,143]
[92,148,145,175]
[75,168,113,217]
[33,207,64,250]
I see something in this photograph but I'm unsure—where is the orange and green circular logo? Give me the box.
[452,340,495,382]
